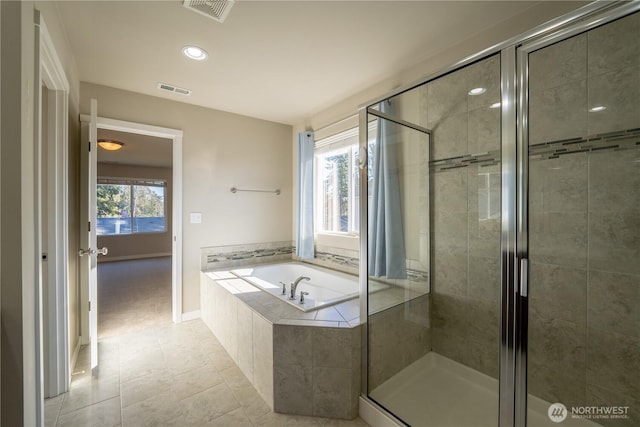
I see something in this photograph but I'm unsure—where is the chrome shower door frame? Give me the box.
[514,2,640,426]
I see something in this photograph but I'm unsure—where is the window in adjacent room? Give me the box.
[314,122,376,235]
[97,178,167,235]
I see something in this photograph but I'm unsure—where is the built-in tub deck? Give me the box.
[200,263,428,420]
[204,268,424,326]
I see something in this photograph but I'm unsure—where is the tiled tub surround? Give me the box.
[201,266,427,419]
[526,12,640,427]
[202,240,430,296]
[202,241,360,278]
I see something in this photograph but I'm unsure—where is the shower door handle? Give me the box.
[519,258,528,297]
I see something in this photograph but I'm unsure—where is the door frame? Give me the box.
[35,11,71,401]
[78,114,184,345]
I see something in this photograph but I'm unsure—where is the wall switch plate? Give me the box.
[190,212,202,224]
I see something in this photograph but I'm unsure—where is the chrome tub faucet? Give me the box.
[289,276,310,300]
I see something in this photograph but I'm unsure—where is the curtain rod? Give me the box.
[312,113,359,134]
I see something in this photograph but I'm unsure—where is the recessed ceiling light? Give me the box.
[182,45,208,61]
[489,102,501,109]
[468,87,486,96]
[589,105,606,112]
[98,140,124,151]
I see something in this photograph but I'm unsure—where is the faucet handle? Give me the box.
[279,281,287,295]
[300,291,309,304]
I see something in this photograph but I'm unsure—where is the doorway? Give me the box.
[37,14,72,405]
[78,113,184,374]
[95,129,174,338]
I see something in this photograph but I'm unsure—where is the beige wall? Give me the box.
[0,2,33,425]
[1,2,38,424]
[96,163,173,261]
[80,83,293,313]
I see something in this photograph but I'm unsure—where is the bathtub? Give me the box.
[231,261,384,312]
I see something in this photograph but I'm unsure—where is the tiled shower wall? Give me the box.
[527,12,640,425]
[421,54,502,379]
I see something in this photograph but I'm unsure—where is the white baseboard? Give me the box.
[359,396,403,427]
[98,253,171,263]
[181,310,201,322]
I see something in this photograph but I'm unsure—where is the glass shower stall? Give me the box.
[359,3,639,426]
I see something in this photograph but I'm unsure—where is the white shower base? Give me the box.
[369,352,601,427]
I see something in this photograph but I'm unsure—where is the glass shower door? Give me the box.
[365,112,432,425]
[524,11,640,427]
[364,53,502,426]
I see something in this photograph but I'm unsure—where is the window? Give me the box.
[97,178,167,236]
[314,123,375,235]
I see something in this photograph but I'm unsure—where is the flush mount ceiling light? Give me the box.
[468,87,486,96]
[489,102,501,109]
[589,105,606,112]
[98,139,124,151]
[182,45,208,61]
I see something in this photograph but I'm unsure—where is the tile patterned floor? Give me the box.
[45,321,370,426]
[45,259,370,426]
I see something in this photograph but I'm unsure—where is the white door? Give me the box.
[79,99,106,374]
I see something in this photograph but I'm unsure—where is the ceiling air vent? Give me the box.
[157,82,192,97]
[183,0,234,23]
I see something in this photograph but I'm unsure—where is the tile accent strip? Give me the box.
[429,129,639,170]
[201,241,293,270]
[529,128,640,160]
[314,250,359,270]
[203,242,429,284]
[310,250,428,283]
[430,150,501,173]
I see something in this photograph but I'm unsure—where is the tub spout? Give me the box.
[290,276,310,300]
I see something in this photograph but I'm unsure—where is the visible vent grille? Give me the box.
[173,87,191,95]
[157,82,192,96]
[183,0,234,23]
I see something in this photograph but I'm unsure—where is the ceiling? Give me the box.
[97,129,173,168]
[57,1,579,125]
